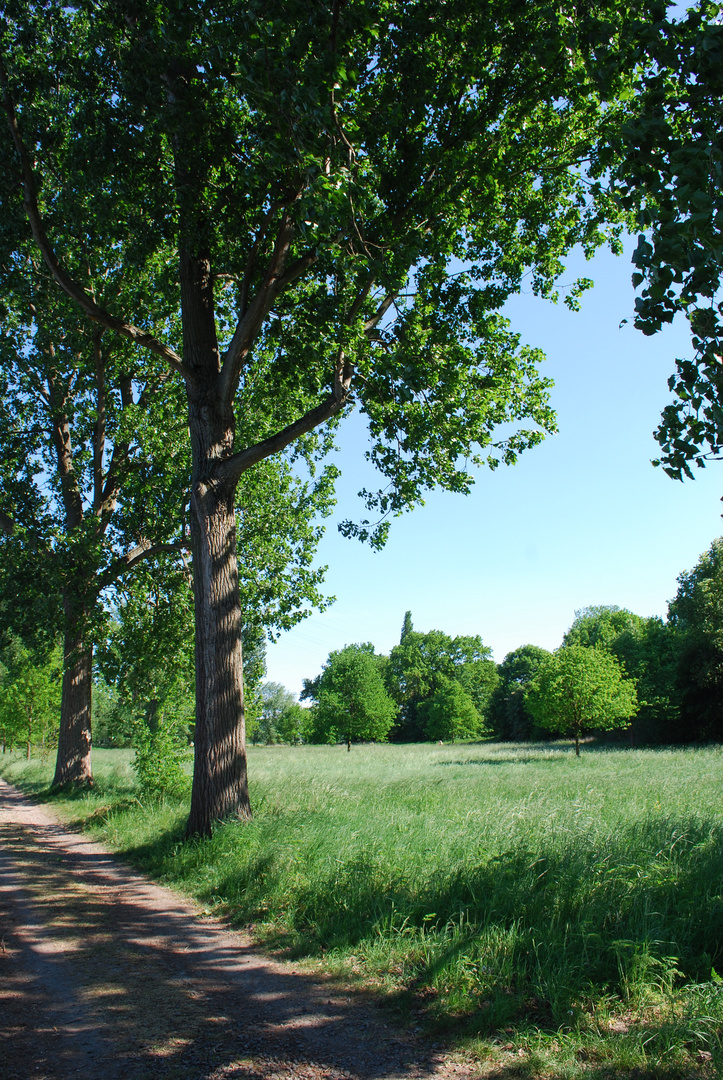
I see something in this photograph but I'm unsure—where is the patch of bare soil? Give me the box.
[0,779,478,1080]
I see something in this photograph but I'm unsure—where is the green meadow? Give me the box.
[3,741,723,1078]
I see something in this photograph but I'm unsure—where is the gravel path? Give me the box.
[0,779,477,1080]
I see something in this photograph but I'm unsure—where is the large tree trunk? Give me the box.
[53,600,93,786]
[182,237,250,835]
[186,480,250,836]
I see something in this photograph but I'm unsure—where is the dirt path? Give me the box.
[0,780,478,1080]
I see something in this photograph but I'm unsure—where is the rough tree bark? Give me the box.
[52,595,93,786]
[182,244,252,835]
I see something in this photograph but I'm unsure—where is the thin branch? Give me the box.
[0,58,191,382]
[218,214,318,403]
[237,199,280,317]
[92,329,106,511]
[364,292,396,333]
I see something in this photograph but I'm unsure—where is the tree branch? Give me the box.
[0,509,16,535]
[213,349,353,485]
[99,540,187,590]
[0,59,191,382]
[218,214,319,404]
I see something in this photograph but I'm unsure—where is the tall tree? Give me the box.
[0,262,188,786]
[1,0,656,832]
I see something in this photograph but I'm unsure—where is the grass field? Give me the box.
[3,740,723,1078]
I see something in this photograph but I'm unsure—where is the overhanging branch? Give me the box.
[214,350,354,485]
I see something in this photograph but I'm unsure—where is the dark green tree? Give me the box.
[488,644,551,741]
[1,0,658,831]
[419,677,482,742]
[387,622,496,740]
[667,537,723,741]
[526,645,638,755]
[307,643,396,750]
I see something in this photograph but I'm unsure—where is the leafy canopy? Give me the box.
[606,1,723,477]
[0,0,658,544]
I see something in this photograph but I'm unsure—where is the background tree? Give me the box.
[1,0,659,832]
[526,645,638,755]
[667,537,723,741]
[387,620,497,740]
[307,643,396,750]
[488,644,551,741]
[0,262,188,787]
[563,605,680,743]
[0,636,61,758]
[252,682,300,745]
[419,677,482,742]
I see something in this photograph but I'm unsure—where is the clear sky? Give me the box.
[264,240,723,697]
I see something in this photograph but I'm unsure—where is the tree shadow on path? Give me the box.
[0,780,464,1080]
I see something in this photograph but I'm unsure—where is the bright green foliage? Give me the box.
[387,617,497,740]
[526,645,638,754]
[418,677,482,742]
[668,537,723,741]
[131,720,191,800]
[0,0,666,822]
[564,606,680,743]
[307,643,397,749]
[604,1,723,476]
[488,644,552,741]
[0,638,61,754]
[276,704,311,746]
[91,678,132,749]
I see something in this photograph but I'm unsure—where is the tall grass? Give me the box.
[3,741,723,1076]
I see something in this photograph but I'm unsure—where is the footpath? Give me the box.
[0,779,476,1080]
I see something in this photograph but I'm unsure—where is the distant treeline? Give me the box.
[290,537,723,748]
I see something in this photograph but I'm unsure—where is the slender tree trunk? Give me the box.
[53,598,93,787]
[574,731,580,757]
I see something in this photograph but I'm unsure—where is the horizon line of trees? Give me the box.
[251,535,723,749]
[5,534,723,760]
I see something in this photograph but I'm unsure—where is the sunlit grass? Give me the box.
[3,741,723,1077]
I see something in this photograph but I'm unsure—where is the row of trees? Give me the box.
[2,1,723,828]
[292,537,723,749]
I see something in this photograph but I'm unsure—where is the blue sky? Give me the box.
[264,240,723,696]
